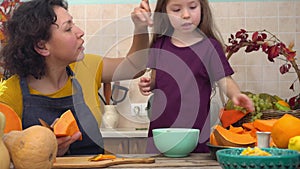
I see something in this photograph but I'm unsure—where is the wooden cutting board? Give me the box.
[52,156,155,168]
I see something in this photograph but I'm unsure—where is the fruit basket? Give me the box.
[232,109,300,127]
[216,148,300,169]
[221,92,300,127]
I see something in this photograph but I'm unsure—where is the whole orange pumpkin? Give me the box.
[271,114,300,148]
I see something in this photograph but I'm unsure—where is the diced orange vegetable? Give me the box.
[89,154,116,161]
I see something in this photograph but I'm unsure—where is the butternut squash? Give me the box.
[3,125,57,169]
[0,112,10,169]
[271,114,300,148]
[0,102,22,133]
[213,125,256,147]
[253,119,277,132]
[53,109,82,140]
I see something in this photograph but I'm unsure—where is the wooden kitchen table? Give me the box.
[52,153,221,169]
[108,153,221,169]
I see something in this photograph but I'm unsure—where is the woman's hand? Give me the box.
[50,118,82,156]
[56,132,82,156]
[131,0,153,30]
[138,77,152,96]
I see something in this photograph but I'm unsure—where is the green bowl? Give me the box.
[216,148,300,169]
[152,128,199,158]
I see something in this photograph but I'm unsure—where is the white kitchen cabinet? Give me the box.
[101,128,148,154]
[103,138,147,154]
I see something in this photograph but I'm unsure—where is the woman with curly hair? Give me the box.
[0,0,151,156]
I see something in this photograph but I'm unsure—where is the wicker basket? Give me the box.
[232,109,300,127]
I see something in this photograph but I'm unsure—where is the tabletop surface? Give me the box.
[51,153,221,169]
[108,153,221,169]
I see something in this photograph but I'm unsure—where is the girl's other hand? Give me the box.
[231,93,255,112]
[138,77,152,96]
[56,131,82,156]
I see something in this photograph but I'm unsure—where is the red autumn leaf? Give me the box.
[282,46,297,61]
[268,45,280,58]
[1,1,10,10]
[279,64,291,74]
[252,31,259,42]
[262,42,269,52]
[261,33,267,40]
[279,42,286,48]
[286,51,296,61]
[245,45,254,53]
[240,29,246,33]
[235,31,244,39]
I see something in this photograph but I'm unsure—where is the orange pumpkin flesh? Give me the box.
[229,125,244,134]
[271,114,300,148]
[53,110,82,140]
[253,119,277,132]
[209,132,218,146]
[0,102,22,133]
[219,109,250,128]
[213,125,256,147]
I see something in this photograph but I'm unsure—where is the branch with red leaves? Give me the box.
[225,29,299,91]
[0,0,22,43]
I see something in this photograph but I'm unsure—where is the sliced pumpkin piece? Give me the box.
[219,109,250,128]
[253,119,277,132]
[242,122,255,131]
[213,125,256,147]
[209,132,219,146]
[53,110,82,140]
[0,102,22,133]
[229,125,244,134]
[88,154,116,161]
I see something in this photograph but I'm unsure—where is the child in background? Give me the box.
[136,0,254,153]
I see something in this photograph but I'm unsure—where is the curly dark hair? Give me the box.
[0,0,68,79]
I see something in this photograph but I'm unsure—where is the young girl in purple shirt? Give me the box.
[135,0,254,153]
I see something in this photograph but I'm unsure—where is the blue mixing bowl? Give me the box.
[216,148,300,169]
